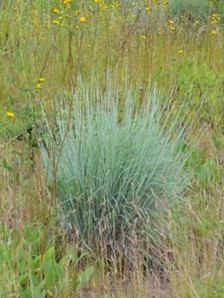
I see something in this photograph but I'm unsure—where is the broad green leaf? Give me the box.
[74,266,94,291]
[55,263,64,280]
[45,259,56,290]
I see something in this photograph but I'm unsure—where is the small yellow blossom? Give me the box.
[170,26,175,31]
[59,16,63,21]
[52,20,60,25]
[212,14,221,21]
[80,16,87,23]
[167,19,174,25]
[211,30,217,35]
[38,77,44,82]
[64,0,72,4]
[36,83,41,89]
[210,20,216,25]
[6,111,14,118]
[195,20,199,25]
[52,8,59,14]
[95,0,101,3]
[178,50,183,54]
[76,10,81,15]
[141,35,147,39]
[146,6,152,11]
[74,25,80,29]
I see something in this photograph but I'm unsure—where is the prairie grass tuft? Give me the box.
[41,80,192,267]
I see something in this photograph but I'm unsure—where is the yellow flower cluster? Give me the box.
[36,77,45,89]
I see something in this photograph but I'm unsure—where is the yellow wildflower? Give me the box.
[170,26,175,31]
[167,19,174,24]
[211,30,217,35]
[36,83,41,89]
[95,0,101,3]
[38,77,44,82]
[76,10,81,15]
[141,35,147,39]
[210,20,216,25]
[80,16,87,23]
[212,14,221,21]
[74,25,80,29]
[64,0,72,4]
[52,8,59,14]
[178,50,183,54]
[52,20,60,25]
[6,111,14,118]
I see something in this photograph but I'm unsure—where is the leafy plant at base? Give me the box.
[0,224,94,297]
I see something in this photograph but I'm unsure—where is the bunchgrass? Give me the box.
[41,80,192,267]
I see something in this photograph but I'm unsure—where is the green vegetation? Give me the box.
[0,0,224,297]
[0,224,93,297]
[41,85,192,262]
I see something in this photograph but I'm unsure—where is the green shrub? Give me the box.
[41,82,192,263]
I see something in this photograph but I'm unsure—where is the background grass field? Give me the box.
[0,0,224,297]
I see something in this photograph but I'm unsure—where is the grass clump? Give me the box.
[41,82,192,265]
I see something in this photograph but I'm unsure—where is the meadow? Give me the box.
[0,0,224,297]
